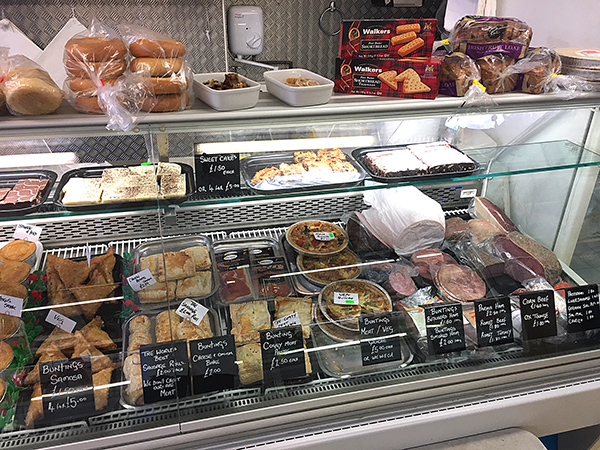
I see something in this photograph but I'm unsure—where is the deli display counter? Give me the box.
[1,91,600,449]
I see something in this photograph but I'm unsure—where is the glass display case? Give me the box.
[1,91,600,449]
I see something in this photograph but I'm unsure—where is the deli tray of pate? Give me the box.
[311,304,413,378]
[120,307,223,408]
[0,169,57,217]
[352,142,480,183]
[53,163,195,211]
[241,149,366,194]
[130,235,218,309]
[213,237,294,305]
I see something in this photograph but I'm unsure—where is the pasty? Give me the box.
[176,272,211,298]
[157,251,195,282]
[129,315,151,334]
[229,301,270,345]
[183,246,211,271]
[155,310,180,342]
[236,343,263,385]
[274,296,313,339]
[138,280,176,303]
[176,317,213,341]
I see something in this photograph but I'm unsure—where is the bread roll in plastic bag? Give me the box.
[119,24,193,112]
[476,53,518,94]
[63,18,152,131]
[2,54,63,115]
[449,15,533,60]
[361,186,445,256]
[439,52,481,97]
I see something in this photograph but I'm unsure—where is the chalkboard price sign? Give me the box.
[474,297,514,347]
[424,303,466,355]
[260,326,306,383]
[359,313,402,366]
[565,284,600,333]
[519,290,557,340]
[139,341,190,404]
[40,357,95,420]
[194,152,241,196]
[189,334,238,394]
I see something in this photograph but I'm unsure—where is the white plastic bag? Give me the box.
[361,186,445,256]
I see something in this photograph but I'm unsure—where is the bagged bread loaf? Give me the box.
[0,47,7,108]
[3,55,63,115]
[450,15,532,60]
[439,52,481,97]
[119,24,193,112]
[360,186,445,256]
[476,53,518,94]
[510,47,561,94]
[63,18,152,131]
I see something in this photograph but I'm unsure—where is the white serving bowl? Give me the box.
[263,68,334,106]
[193,72,260,111]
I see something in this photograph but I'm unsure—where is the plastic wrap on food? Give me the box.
[466,219,503,245]
[0,46,7,108]
[361,186,445,256]
[449,232,505,279]
[547,73,594,100]
[63,18,152,131]
[476,53,518,94]
[410,248,457,281]
[449,15,533,60]
[444,217,468,241]
[439,52,481,97]
[395,286,442,336]
[510,47,561,94]
[343,211,393,257]
[362,258,418,300]
[468,197,519,234]
[2,54,63,115]
[119,24,193,112]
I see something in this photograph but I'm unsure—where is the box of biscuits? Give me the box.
[334,57,441,99]
[339,19,437,60]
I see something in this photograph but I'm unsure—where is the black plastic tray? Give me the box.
[53,163,195,211]
[0,169,57,217]
[241,153,367,194]
[352,144,480,184]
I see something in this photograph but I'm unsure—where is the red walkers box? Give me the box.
[334,57,441,99]
[339,19,437,59]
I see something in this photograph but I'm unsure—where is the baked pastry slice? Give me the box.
[25,343,67,385]
[81,316,117,351]
[183,246,211,271]
[138,280,176,303]
[35,326,76,357]
[229,301,271,345]
[71,331,113,373]
[274,296,313,339]
[159,174,186,199]
[127,331,153,353]
[123,353,143,405]
[61,178,103,205]
[46,256,82,317]
[139,254,160,275]
[236,342,263,385]
[176,272,212,298]
[155,310,181,342]
[176,317,213,341]
[129,315,151,334]
[93,367,114,411]
[157,251,195,281]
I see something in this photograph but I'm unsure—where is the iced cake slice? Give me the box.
[408,142,476,174]
[159,174,186,199]
[363,149,427,178]
[62,178,103,205]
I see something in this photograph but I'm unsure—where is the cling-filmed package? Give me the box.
[450,15,533,60]
[439,51,480,96]
[511,47,561,94]
[63,18,152,131]
[119,24,193,112]
[2,54,63,116]
[476,53,518,94]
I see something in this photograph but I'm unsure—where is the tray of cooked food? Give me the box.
[286,220,348,257]
[193,72,260,111]
[241,148,366,194]
[312,304,414,378]
[53,162,194,211]
[296,249,361,287]
[352,141,480,183]
[213,238,294,305]
[131,235,218,308]
[229,296,314,386]
[0,170,57,217]
[121,308,221,407]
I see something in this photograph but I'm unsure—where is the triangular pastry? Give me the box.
[25,343,67,385]
[93,367,113,411]
[25,383,43,426]
[72,331,113,373]
[81,316,116,351]
[35,326,77,357]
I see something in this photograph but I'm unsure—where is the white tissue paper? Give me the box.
[36,17,87,87]
[0,19,42,60]
[361,186,446,256]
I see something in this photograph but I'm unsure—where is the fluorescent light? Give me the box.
[196,136,376,154]
[0,152,79,169]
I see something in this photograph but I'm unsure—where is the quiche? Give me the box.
[286,220,348,256]
[297,248,360,285]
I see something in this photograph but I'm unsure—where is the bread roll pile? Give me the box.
[128,38,190,112]
[64,36,127,114]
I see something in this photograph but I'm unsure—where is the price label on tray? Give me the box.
[333,292,359,306]
[40,356,95,420]
[359,313,402,366]
[519,290,557,340]
[424,303,466,355]
[46,309,76,334]
[313,231,335,241]
[189,334,238,395]
[13,223,42,242]
[0,294,23,318]
[127,268,157,292]
[176,299,208,326]
[564,284,600,333]
[273,312,301,328]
